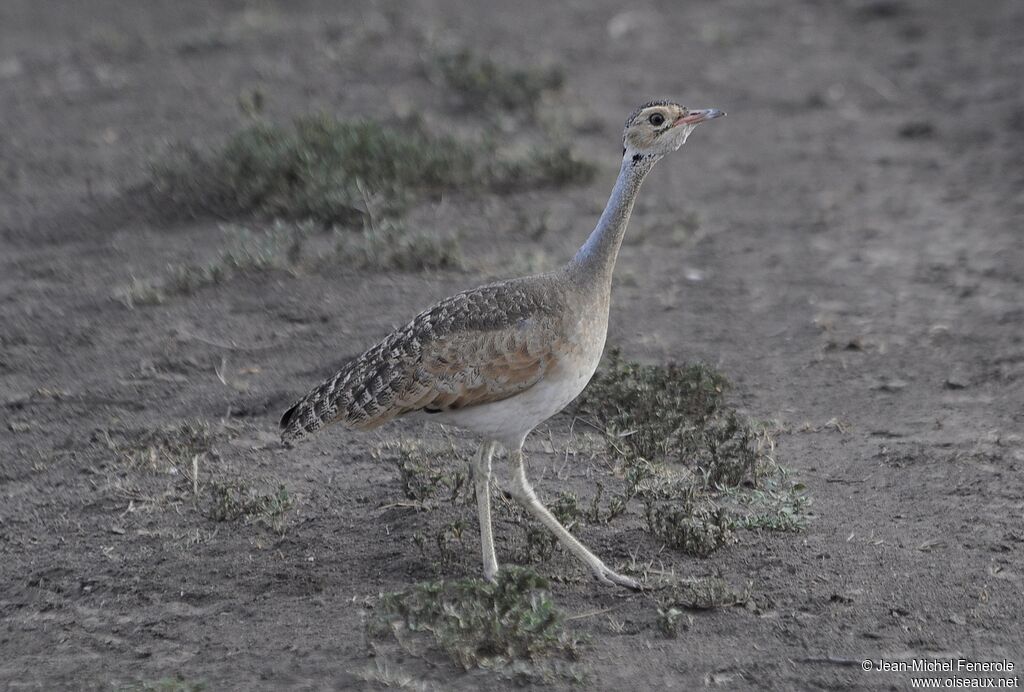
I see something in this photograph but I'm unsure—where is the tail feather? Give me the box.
[279,402,301,434]
[281,325,419,442]
[279,397,310,442]
[279,381,337,442]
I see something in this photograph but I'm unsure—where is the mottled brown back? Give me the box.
[280,275,567,441]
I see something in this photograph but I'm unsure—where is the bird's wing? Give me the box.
[397,314,559,414]
[280,278,563,440]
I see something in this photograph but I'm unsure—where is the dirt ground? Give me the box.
[1,0,1022,689]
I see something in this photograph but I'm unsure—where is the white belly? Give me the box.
[432,332,606,449]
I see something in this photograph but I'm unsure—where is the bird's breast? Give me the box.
[554,296,610,388]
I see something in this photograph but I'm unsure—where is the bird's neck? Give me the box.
[568,154,655,287]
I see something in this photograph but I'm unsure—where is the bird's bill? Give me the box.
[675,108,726,126]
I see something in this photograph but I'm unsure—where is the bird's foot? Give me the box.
[593,565,642,591]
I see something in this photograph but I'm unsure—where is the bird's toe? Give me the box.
[593,566,642,591]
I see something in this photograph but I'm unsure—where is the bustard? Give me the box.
[280,101,724,589]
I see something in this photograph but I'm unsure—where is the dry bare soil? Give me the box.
[1,1,1022,690]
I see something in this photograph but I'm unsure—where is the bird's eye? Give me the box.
[648,113,666,126]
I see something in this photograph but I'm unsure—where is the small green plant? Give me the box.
[434,49,564,114]
[691,410,761,487]
[368,567,581,675]
[641,481,736,558]
[207,481,293,534]
[652,574,750,637]
[730,471,810,532]
[376,438,470,506]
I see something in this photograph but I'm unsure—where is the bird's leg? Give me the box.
[508,449,640,590]
[472,440,499,582]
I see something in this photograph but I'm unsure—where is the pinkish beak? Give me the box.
[675,108,726,126]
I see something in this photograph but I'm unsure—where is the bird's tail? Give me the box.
[279,376,340,442]
[279,400,306,441]
[281,344,403,442]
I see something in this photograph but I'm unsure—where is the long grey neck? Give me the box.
[567,154,656,287]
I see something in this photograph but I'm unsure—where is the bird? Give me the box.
[280,101,725,589]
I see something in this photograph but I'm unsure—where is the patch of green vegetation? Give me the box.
[149,115,595,227]
[730,470,810,532]
[368,567,581,679]
[575,348,732,465]
[571,348,810,557]
[151,116,476,226]
[207,480,293,534]
[434,49,564,114]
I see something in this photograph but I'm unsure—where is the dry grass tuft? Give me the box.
[116,220,462,307]
[102,421,294,534]
[335,219,463,273]
[105,420,214,477]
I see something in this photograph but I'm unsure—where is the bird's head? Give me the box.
[622,101,725,161]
